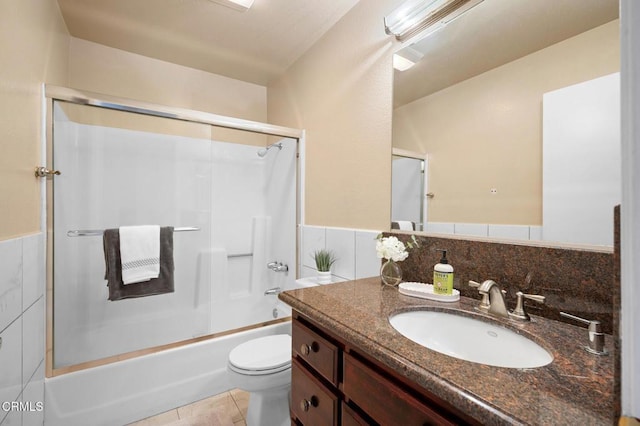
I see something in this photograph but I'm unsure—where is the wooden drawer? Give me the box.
[341,402,371,426]
[343,353,458,426]
[291,358,339,426]
[292,318,339,385]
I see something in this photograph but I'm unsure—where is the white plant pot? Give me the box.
[317,271,332,284]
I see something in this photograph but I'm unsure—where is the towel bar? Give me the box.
[67,227,200,237]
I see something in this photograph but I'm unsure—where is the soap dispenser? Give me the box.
[433,249,454,295]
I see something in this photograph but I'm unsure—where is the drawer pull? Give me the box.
[300,396,318,412]
[300,342,319,356]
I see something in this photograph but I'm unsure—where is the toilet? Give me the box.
[227,334,292,426]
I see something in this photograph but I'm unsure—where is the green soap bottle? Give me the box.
[433,249,454,295]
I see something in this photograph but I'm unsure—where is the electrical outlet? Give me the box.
[490,188,497,194]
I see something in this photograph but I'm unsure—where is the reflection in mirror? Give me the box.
[391,0,620,246]
[391,148,427,231]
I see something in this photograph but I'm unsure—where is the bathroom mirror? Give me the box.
[391,0,620,246]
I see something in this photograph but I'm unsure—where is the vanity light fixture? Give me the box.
[385,0,484,43]
[207,0,254,12]
[393,47,424,71]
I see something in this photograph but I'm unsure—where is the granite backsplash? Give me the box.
[382,231,615,334]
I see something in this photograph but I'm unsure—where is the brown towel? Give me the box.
[103,226,175,301]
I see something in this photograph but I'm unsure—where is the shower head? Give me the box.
[257,142,282,158]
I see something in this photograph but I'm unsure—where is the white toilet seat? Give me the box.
[228,334,291,376]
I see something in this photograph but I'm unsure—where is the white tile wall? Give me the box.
[488,224,531,241]
[299,226,381,284]
[300,226,326,269]
[21,363,44,426]
[0,239,23,333]
[529,226,543,241]
[326,228,355,280]
[0,234,45,426]
[454,223,489,237]
[21,299,44,387]
[1,394,21,426]
[355,230,381,279]
[0,319,22,412]
[299,265,317,280]
[21,235,43,312]
[425,222,455,234]
[427,222,544,242]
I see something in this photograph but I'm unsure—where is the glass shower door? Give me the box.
[52,101,213,368]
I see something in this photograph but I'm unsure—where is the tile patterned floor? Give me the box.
[128,389,249,426]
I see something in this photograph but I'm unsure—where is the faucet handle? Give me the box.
[559,312,608,356]
[522,293,545,303]
[468,280,490,311]
[509,291,545,321]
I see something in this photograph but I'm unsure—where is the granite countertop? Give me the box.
[279,277,615,426]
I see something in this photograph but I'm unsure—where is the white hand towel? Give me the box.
[396,221,414,231]
[119,225,161,285]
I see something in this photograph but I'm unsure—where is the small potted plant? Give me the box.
[313,249,337,284]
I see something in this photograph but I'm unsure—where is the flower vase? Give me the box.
[380,259,402,287]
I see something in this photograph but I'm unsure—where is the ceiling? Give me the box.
[56,0,361,86]
[393,0,619,107]
[56,0,619,100]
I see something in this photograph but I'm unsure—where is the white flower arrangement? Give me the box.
[375,234,419,262]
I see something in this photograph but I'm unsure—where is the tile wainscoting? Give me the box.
[299,225,382,283]
[0,233,45,426]
[425,221,543,241]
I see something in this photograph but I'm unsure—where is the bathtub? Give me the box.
[44,301,292,426]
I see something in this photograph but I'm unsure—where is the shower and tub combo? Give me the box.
[42,86,305,426]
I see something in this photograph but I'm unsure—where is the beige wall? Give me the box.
[0,23,271,242]
[393,20,620,226]
[0,0,70,240]
[68,38,268,125]
[268,0,402,231]
[68,38,270,147]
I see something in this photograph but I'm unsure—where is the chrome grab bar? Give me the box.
[228,253,253,258]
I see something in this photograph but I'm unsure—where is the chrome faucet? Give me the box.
[469,280,545,321]
[469,280,509,318]
[267,261,289,272]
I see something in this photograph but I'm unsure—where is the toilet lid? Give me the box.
[229,334,291,372]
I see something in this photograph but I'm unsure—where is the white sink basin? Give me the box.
[389,310,553,369]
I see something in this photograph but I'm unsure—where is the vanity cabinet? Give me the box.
[290,311,479,426]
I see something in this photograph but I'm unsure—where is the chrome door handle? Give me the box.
[34,167,61,178]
